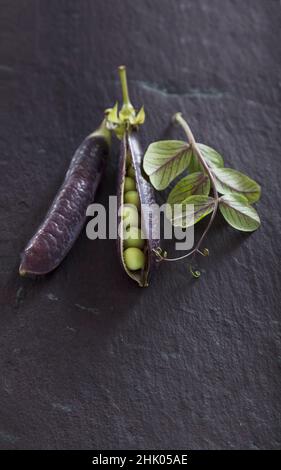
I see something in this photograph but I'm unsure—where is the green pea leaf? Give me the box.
[197,144,224,168]
[168,195,216,228]
[187,144,224,174]
[185,144,224,173]
[219,193,261,232]
[188,153,203,173]
[143,140,192,190]
[212,167,261,203]
[167,172,210,205]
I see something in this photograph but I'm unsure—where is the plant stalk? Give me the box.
[156,113,219,264]
[119,66,130,105]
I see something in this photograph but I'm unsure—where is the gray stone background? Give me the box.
[0,0,280,450]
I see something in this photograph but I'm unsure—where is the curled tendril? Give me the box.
[189,265,201,278]
[198,247,209,257]
[153,247,167,262]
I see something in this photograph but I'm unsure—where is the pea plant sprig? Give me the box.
[143,112,261,277]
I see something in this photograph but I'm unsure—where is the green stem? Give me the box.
[118,65,135,118]
[119,65,131,107]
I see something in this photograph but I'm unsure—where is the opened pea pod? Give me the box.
[107,66,161,287]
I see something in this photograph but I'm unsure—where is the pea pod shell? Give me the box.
[19,129,110,276]
[117,130,160,287]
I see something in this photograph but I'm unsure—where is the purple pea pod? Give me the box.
[19,120,110,276]
[110,66,161,287]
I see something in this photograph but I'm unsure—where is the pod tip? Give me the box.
[19,267,27,277]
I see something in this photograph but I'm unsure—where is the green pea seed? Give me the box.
[123,227,145,249]
[123,247,145,271]
[127,165,135,178]
[121,205,139,228]
[124,176,136,192]
[124,190,140,209]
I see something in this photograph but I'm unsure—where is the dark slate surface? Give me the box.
[0,0,280,450]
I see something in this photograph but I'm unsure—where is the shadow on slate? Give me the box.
[0,0,280,450]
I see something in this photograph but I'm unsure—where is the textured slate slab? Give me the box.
[0,0,280,450]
